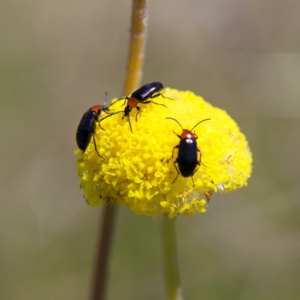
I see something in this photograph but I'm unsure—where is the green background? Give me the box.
[1,1,299,299]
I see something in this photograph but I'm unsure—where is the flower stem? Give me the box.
[91,205,118,300]
[160,216,183,300]
[123,0,149,95]
[91,1,149,299]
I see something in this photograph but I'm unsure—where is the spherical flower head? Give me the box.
[75,88,252,218]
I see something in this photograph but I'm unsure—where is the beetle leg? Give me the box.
[150,93,174,101]
[143,100,167,108]
[191,177,195,188]
[92,133,104,159]
[160,94,174,101]
[191,165,200,177]
[190,164,201,187]
[172,160,180,183]
[127,115,133,133]
[197,148,207,167]
[98,121,105,131]
[95,116,105,131]
[135,106,140,121]
[166,145,179,163]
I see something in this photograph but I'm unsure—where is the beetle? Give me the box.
[108,82,173,133]
[76,104,109,158]
[123,82,170,119]
[166,117,211,184]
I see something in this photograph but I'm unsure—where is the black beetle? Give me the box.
[76,104,109,158]
[108,82,173,133]
[166,117,211,184]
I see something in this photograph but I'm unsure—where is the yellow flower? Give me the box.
[75,88,252,218]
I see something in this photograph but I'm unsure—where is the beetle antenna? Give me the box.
[103,91,108,106]
[166,117,184,131]
[191,118,211,132]
[99,110,123,122]
[109,97,128,107]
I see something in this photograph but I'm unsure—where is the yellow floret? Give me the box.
[75,88,252,218]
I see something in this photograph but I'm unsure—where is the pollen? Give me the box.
[75,88,252,218]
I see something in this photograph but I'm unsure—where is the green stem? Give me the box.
[160,216,183,300]
[91,1,149,299]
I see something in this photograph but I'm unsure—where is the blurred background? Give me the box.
[1,0,300,299]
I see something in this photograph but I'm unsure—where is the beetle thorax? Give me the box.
[127,97,139,108]
[89,105,102,116]
[181,130,195,140]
